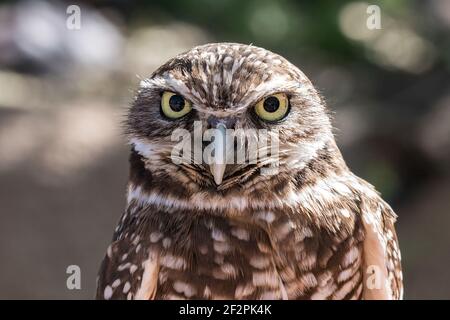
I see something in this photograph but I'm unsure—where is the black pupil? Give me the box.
[263,96,280,113]
[169,95,185,112]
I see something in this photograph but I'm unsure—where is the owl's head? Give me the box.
[127,43,337,193]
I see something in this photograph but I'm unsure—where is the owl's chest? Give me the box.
[152,211,365,300]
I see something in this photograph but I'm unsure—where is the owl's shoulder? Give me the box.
[96,201,159,300]
[346,175,403,299]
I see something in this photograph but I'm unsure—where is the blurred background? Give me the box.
[0,0,448,299]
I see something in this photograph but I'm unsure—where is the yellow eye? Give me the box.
[254,93,289,122]
[161,91,192,119]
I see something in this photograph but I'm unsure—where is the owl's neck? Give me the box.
[126,140,351,227]
[122,149,362,259]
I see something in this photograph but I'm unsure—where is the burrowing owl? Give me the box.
[96,43,403,300]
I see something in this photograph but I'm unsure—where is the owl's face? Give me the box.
[127,43,333,192]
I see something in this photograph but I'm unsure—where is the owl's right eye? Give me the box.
[161,91,192,119]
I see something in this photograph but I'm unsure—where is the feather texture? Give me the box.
[96,43,402,300]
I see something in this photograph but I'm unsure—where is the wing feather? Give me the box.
[361,201,403,300]
[96,204,161,300]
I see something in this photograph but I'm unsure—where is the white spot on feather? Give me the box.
[173,281,197,298]
[123,281,131,294]
[104,286,113,300]
[111,279,121,288]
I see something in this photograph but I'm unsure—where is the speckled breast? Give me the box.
[146,206,365,300]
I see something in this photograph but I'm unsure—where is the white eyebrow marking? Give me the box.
[237,76,302,106]
[140,74,206,106]
[139,74,310,115]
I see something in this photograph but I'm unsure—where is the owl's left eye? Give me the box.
[254,93,289,122]
[161,91,192,119]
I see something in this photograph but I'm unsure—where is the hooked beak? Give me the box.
[209,123,227,185]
